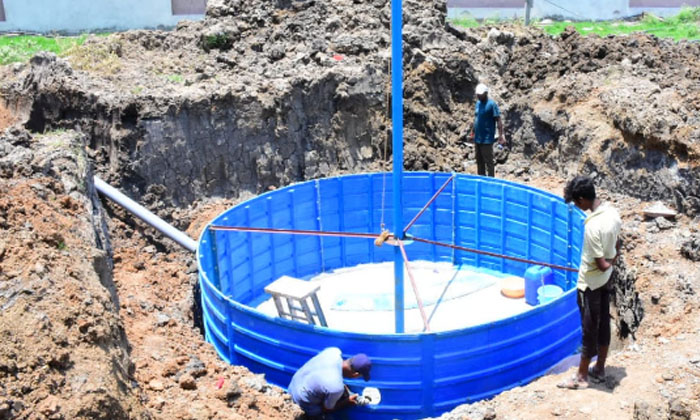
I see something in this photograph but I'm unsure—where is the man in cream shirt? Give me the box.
[559,176,621,390]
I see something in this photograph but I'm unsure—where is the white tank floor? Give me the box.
[256,261,535,334]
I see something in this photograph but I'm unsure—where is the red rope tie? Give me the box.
[209,225,381,240]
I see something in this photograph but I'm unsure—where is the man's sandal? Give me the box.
[556,376,589,390]
[588,368,605,384]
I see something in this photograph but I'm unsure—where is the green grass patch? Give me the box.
[165,74,184,84]
[449,7,700,41]
[0,35,89,65]
[672,6,700,24]
[541,7,699,41]
[449,13,509,28]
[201,33,233,52]
[449,15,480,28]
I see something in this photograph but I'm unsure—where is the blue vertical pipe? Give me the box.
[391,0,405,333]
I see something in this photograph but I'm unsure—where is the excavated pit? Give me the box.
[2,0,700,417]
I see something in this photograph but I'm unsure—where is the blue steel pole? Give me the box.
[391,0,404,333]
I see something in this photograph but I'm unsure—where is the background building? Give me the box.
[0,0,206,33]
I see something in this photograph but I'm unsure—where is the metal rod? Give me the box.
[410,236,578,273]
[93,176,197,252]
[210,225,380,240]
[403,174,455,234]
[211,225,577,272]
[398,240,430,332]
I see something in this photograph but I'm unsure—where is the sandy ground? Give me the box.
[0,102,15,131]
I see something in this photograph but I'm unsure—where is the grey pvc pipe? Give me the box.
[94,176,197,253]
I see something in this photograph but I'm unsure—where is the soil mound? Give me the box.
[0,129,147,419]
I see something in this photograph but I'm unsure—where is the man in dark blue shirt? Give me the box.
[467,83,506,177]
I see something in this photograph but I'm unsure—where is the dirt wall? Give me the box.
[0,128,148,419]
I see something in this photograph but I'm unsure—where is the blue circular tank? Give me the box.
[197,172,585,419]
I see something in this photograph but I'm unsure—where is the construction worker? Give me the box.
[558,176,622,390]
[465,83,506,177]
[288,347,371,419]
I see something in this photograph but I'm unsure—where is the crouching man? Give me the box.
[288,347,372,419]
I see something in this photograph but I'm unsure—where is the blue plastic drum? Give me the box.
[524,265,555,306]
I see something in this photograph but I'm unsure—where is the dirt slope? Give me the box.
[0,130,147,419]
[103,197,302,420]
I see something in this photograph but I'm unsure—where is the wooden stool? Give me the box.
[264,276,327,327]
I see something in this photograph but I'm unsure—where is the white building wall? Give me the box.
[531,0,629,20]
[627,7,693,17]
[448,7,525,20]
[0,0,204,34]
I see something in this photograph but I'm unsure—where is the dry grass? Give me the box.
[65,41,122,76]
